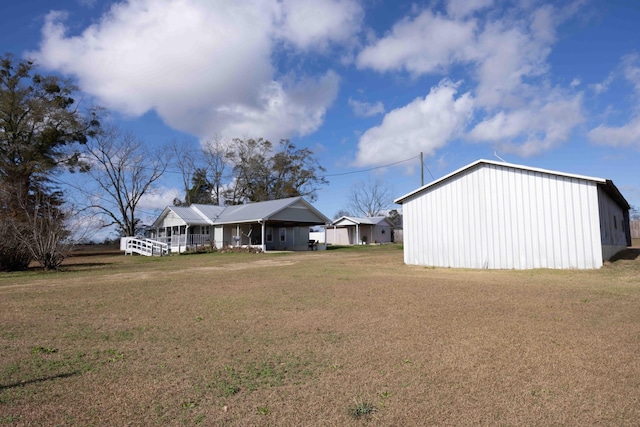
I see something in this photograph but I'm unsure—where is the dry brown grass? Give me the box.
[1,244,639,426]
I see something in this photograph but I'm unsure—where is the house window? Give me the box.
[279,228,286,242]
[266,228,273,242]
[203,226,209,235]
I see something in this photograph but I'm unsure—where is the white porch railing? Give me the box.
[123,238,168,256]
[154,234,225,251]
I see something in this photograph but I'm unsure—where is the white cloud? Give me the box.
[30,0,345,142]
[139,186,181,211]
[211,71,340,139]
[348,97,384,117]
[354,80,473,167]
[355,2,585,158]
[622,53,640,94]
[588,116,640,147]
[469,15,554,109]
[588,54,640,148]
[277,0,363,51]
[76,0,97,7]
[468,93,584,156]
[446,0,494,19]
[356,10,476,75]
[589,72,614,95]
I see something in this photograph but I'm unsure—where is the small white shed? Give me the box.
[394,159,631,269]
[326,216,392,245]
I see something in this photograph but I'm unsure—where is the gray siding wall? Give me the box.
[370,225,391,243]
[402,163,603,269]
[598,186,629,260]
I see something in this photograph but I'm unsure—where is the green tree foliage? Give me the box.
[225,138,328,204]
[176,168,214,205]
[173,138,327,207]
[0,54,98,270]
[386,209,402,228]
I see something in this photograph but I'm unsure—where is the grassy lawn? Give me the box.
[1,244,639,426]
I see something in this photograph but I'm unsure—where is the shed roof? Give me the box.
[394,159,629,209]
[332,216,390,226]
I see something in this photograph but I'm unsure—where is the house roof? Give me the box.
[151,197,331,228]
[171,206,212,224]
[394,159,630,209]
[332,216,390,226]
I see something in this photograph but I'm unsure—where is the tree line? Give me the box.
[0,53,406,272]
[170,136,327,207]
[0,54,328,271]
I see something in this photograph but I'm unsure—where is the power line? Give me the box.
[50,177,162,218]
[51,154,422,217]
[422,160,435,180]
[321,155,420,178]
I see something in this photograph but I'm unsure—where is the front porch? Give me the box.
[148,222,325,253]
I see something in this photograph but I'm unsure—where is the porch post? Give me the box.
[261,221,266,252]
[236,224,240,247]
[324,225,327,249]
[185,225,189,250]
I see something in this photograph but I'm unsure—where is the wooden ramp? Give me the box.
[123,238,168,256]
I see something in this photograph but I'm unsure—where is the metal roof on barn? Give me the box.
[395,159,630,209]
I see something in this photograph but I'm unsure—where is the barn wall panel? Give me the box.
[598,186,629,259]
[402,163,603,269]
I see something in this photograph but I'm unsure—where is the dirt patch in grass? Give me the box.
[1,245,639,425]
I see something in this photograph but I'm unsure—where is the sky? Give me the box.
[3,0,640,235]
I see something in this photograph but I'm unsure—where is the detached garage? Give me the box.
[394,159,631,269]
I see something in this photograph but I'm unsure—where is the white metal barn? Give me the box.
[394,159,631,270]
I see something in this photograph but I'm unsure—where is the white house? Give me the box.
[394,159,631,270]
[326,216,392,245]
[148,197,331,253]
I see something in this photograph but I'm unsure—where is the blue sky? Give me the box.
[3,0,640,231]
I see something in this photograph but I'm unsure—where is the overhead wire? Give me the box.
[50,153,425,218]
[320,155,421,178]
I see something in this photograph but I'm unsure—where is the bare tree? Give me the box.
[202,135,231,205]
[13,193,77,270]
[170,138,201,206]
[85,125,169,236]
[333,209,352,220]
[347,178,393,217]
